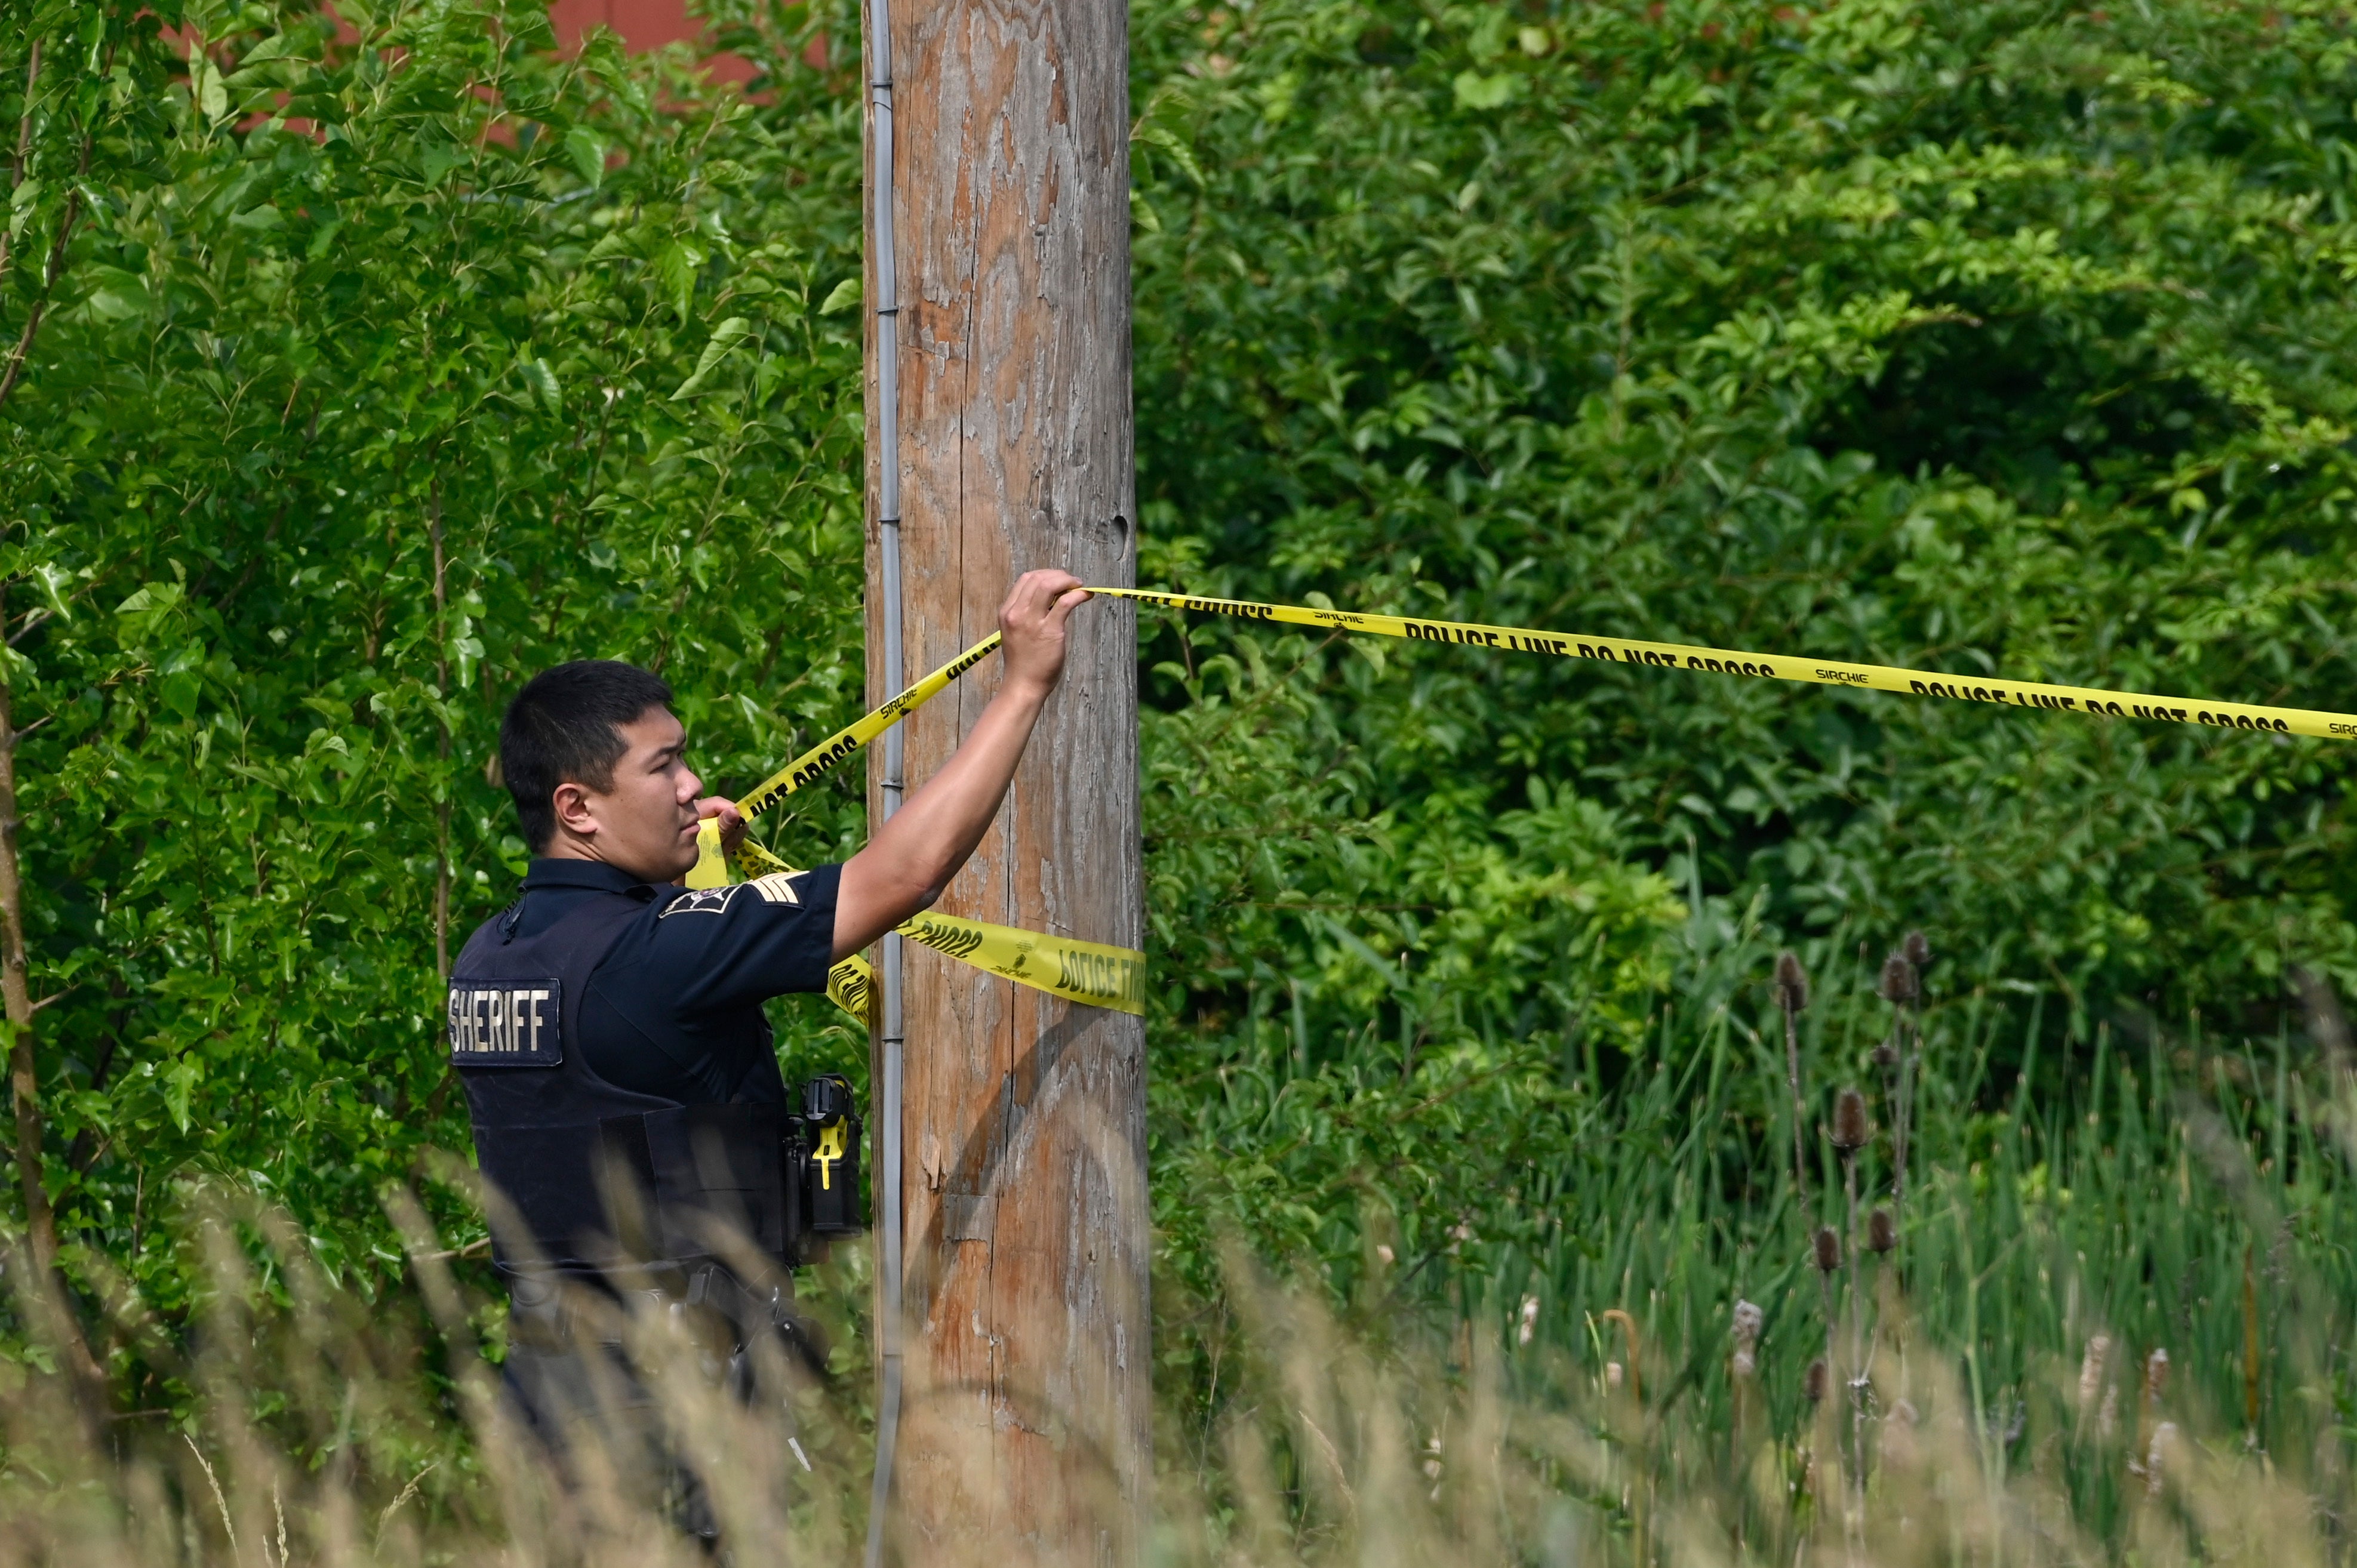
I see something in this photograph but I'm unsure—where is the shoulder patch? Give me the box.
[747,871,803,906]
[661,885,740,918]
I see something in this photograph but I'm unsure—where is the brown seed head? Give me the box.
[1775,951,1810,1013]
[1879,954,1918,1003]
[1903,930,1931,968]
[2144,1347,2170,1406]
[1812,1225,1841,1273]
[1867,1208,1896,1253]
[1871,1040,1898,1069]
[1831,1088,1869,1153]
[1803,1357,1828,1402]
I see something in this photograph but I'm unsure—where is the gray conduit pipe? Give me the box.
[861,0,906,1560]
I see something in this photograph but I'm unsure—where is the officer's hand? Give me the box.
[695,796,747,855]
[999,570,1090,697]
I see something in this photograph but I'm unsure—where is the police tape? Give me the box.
[682,577,2347,1021]
[687,819,877,1018]
[734,631,1004,821]
[687,820,1146,1020]
[1091,588,2357,742]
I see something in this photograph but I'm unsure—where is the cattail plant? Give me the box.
[1731,1299,1764,1377]
[1866,1206,1897,1348]
[1730,1298,1763,1552]
[1729,1299,1762,1445]
[2242,1244,2262,1443]
[1602,1307,1644,1407]
[1776,952,1812,1211]
[2077,1333,2112,1441]
[1811,1224,1841,1377]
[1601,1307,1648,1561]
[1866,1208,1896,1255]
[2131,1346,2170,1480]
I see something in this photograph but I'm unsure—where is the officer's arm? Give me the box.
[830,570,1090,962]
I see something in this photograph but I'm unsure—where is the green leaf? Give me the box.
[670,316,755,399]
[418,143,463,190]
[817,276,860,315]
[519,356,561,411]
[84,266,150,319]
[1451,70,1519,109]
[564,125,606,189]
[164,1058,201,1135]
[1133,122,1205,187]
[193,54,228,122]
[657,238,709,320]
[238,32,307,66]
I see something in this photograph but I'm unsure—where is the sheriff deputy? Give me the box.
[445,569,1090,1534]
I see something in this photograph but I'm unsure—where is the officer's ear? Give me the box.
[550,779,601,842]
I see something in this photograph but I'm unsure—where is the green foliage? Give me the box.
[1125,0,2357,1336]
[0,0,873,1387]
[6,0,2357,1514]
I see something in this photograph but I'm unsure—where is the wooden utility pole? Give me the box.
[863,0,1144,1554]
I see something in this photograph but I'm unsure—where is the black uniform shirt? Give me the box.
[506,857,842,1105]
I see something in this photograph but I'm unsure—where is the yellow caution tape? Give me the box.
[895,908,1147,1016]
[703,631,1144,1019]
[691,821,1144,1019]
[687,572,2346,1028]
[691,819,878,1021]
[1094,588,2357,742]
[734,632,1003,820]
[686,817,733,889]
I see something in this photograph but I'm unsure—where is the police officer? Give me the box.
[445,569,1091,1534]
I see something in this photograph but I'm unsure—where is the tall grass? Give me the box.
[1156,901,2357,1563]
[0,939,2349,1564]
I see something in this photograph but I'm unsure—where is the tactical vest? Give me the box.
[447,883,795,1278]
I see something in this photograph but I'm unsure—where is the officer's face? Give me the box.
[569,707,707,882]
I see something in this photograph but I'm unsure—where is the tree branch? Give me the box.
[7,607,50,646]
[0,691,104,1405]
[0,39,39,294]
[0,43,100,417]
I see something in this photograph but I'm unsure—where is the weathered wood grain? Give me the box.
[863,0,1144,1555]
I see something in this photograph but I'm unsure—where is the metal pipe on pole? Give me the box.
[862,0,906,1559]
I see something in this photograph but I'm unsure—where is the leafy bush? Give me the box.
[1126,0,2357,1319]
[0,0,870,1390]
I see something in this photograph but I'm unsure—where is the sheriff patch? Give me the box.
[661,885,740,917]
[448,978,562,1067]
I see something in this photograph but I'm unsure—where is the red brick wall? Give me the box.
[546,0,756,82]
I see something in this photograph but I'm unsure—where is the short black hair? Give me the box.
[500,661,676,852]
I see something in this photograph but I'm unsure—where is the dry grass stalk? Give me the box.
[0,1213,2342,1568]
[1887,936,1930,1262]
[1777,950,1813,1212]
